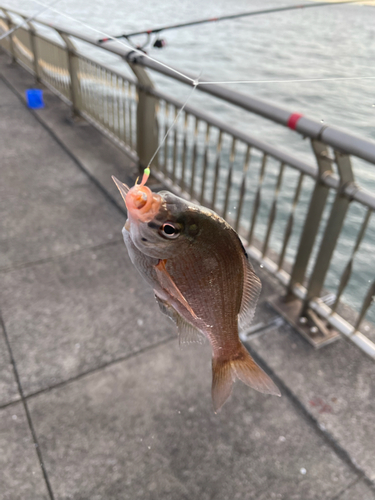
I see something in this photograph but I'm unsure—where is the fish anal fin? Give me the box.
[155,259,198,320]
[154,294,206,347]
[212,344,280,412]
[175,314,206,347]
[239,257,262,332]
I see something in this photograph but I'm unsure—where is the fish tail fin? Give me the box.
[212,357,235,413]
[231,343,281,397]
[212,343,280,412]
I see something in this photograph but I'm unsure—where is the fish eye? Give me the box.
[160,222,180,239]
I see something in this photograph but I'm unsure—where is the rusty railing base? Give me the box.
[268,294,341,349]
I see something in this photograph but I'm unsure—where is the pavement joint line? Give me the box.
[0,238,124,274]
[330,477,362,500]
[0,320,290,413]
[0,70,129,220]
[0,310,56,500]
[19,335,175,403]
[244,341,375,492]
[0,396,22,411]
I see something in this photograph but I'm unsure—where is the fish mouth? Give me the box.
[112,174,163,223]
[112,176,130,203]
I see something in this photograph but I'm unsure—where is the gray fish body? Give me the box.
[116,186,280,410]
[123,193,243,345]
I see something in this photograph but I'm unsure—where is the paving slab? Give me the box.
[0,76,125,269]
[0,242,175,396]
[28,340,357,500]
[0,321,19,407]
[337,479,375,500]
[0,402,49,500]
[247,321,375,483]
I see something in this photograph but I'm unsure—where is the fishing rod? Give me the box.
[98,0,364,47]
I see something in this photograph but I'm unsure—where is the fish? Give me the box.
[112,168,280,411]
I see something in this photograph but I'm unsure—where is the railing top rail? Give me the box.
[146,86,375,211]
[109,68,374,212]
[2,6,375,166]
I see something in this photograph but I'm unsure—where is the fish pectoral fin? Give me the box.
[154,294,177,323]
[154,294,206,347]
[212,343,280,412]
[155,259,198,320]
[238,256,262,333]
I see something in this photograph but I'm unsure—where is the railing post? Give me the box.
[287,140,332,296]
[127,59,159,171]
[25,19,40,82]
[1,9,16,62]
[58,32,81,116]
[269,141,343,348]
[302,150,355,311]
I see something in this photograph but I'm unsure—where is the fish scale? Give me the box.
[165,226,243,346]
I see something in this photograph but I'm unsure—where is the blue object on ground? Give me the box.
[25,89,44,109]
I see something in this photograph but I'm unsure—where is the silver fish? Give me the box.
[113,170,280,411]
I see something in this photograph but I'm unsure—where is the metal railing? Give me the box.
[1,7,374,358]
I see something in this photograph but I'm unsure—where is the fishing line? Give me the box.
[29,0,375,88]
[198,76,375,85]
[25,0,375,170]
[0,0,63,41]
[23,0,202,170]
[29,0,202,168]
[30,0,196,85]
[146,83,198,169]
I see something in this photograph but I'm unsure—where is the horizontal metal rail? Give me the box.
[145,86,375,212]
[0,7,374,359]
[2,7,375,163]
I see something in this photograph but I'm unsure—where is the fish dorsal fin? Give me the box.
[238,256,262,332]
[154,294,206,346]
[155,259,198,320]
